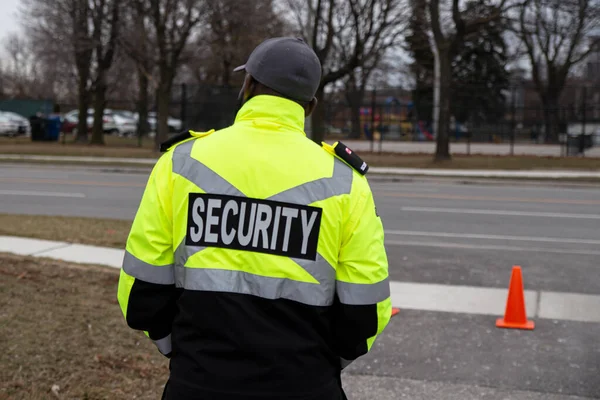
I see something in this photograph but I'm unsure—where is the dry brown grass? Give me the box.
[0,214,131,248]
[0,135,159,159]
[0,254,168,400]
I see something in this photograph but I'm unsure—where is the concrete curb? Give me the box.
[2,235,600,323]
[2,154,599,179]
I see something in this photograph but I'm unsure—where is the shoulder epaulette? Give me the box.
[160,129,215,152]
[321,141,369,175]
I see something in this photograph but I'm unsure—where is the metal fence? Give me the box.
[20,83,600,152]
[323,85,600,145]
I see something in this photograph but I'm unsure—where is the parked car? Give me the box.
[1,111,31,136]
[62,109,125,135]
[0,113,19,137]
[0,111,30,136]
[106,109,136,137]
[146,111,183,132]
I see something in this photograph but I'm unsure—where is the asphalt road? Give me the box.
[1,163,600,399]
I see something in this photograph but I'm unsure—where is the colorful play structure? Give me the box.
[359,97,435,141]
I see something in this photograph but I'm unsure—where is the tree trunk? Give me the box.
[433,46,451,161]
[541,93,560,144]
[90,75,106,145]
[136,67,150,147]
[75,71,90,143]
[154,79,172,150]
[346,89,364,139]
[310,84,326,144]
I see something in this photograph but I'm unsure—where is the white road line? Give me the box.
[373,187,440,193]
[384,240,600,256]
[385,230,600,245]
[0,189,86,198]
[401,206,600,220]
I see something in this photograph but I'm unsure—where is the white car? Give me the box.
[0,113,19,136]
[106,109,136,137]
[0,111,30,136]
[146,112,182,132]
[63,109,121,135]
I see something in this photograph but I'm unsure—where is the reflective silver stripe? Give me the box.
[122,251,175,285]
[267,158,353,205]
[172,140,246,197]
[174,266,334,306]
[153,334,172,355]
[174,243,335,302]
[291,254,336,297]
[336,278,391,305]
[173,241,204,272]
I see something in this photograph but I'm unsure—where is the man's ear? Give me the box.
[240,74,255,105]
[305,97,318,117]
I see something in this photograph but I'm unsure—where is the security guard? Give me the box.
[118,37,391,400]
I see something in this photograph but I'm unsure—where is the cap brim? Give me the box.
[233,64,246,72]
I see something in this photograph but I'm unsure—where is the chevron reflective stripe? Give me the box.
[336,278,391,305]
[172,139,352,204]
[153,334,172,356]
[172,140,246,197]
[174,266,335,307]
[267,158,353,204]
[122,251,174,285]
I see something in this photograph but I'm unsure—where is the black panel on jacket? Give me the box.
[167,290,348,399]
[126,279,181,340]
[331,296,378,361]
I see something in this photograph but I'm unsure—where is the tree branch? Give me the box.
[429,0,446,45]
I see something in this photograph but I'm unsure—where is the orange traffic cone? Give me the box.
[391,307,400,317]
[496,266,534,330]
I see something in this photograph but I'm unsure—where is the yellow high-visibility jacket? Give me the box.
[118,94,391,399]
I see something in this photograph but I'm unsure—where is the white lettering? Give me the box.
[281,207,299,252]
[204,199,222,243]
[238,202,257,246]
[252,204,272,249]
[300,210,318,254]
[270,206,281,250]
[221,200,238,245]
[190,197,205,242]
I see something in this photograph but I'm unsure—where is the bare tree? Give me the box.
[149,0,204,148]
[3,34,31,97]
[71,0,95,142]
[514,0,600,142]
[288,0,406,144]
[120,0,155,142]
[21,0,92,140]
[202,0,287,87]
[1,33,62,100]
[90,0,122,145]
[427,0,512,161]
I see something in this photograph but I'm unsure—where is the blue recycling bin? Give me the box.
[45,115,62,141]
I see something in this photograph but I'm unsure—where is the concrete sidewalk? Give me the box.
[2,235,599,324]
[2,154,599,179]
